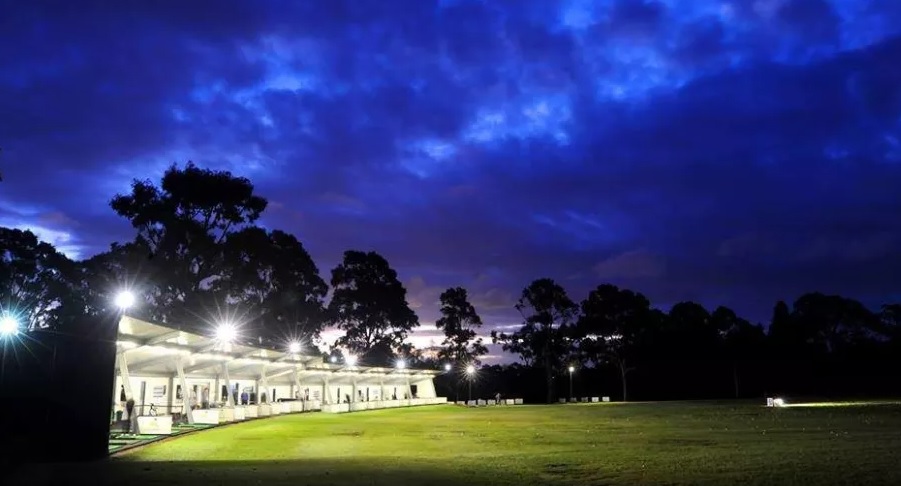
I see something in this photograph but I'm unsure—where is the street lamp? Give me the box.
[443,363,452,372]
[215,322,237,343]
[0,315,19,336]
[465,364,476,401]
[288,341,301,354]
[396,359,406,370]
[114,290,135,310]
[568,365,575,402]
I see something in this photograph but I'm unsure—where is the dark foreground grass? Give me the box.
[9,400,901,486]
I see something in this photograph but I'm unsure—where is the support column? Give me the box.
[223,363,234,407]
[379,377,385,401]
[351,379,357,403]
[117,352,134,400]
[293,367,302,400]
[323,376,330,404]
[406,377,413,401]
[175,357,194,424]
[111,354,121,413]
[167,375,175,413]
[260,365,269,403]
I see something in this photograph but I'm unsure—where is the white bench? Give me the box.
[218,407,236,422]
[233,406,246,420]
[192,409,220,425]
[136,415,172,435]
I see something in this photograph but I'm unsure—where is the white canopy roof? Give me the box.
[116,315,439,385]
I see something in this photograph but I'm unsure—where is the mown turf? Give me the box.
[11,400,901,485]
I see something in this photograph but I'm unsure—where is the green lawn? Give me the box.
[12,401,901,485]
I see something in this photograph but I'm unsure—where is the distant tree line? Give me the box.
[3,162,899,402]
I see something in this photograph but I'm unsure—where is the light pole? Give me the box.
[568,366,575,402]
[465,364,475,401]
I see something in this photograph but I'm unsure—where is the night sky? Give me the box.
[3,1,901,362]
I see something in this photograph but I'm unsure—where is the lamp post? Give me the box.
[465,364,475,401]
[568,366,575,402]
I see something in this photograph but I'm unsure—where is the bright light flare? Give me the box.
[345,355,358,366]
[216,323,237,343]
[114,290,136,309]
[773,398,785,407]
[396,359,406,369]
[0,316,19,336]
[444,363,452,372]
[568,366,575,373]
[465,364,475,375]
[288,341,301,354]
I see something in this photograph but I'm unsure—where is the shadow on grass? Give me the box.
[6,457,577,486]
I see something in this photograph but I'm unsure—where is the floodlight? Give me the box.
[0,316,19,336]
[216,323,237,343]
[465,364,475,375]
[773,398,785,407]
[396,359,406,369]
[444,363,452,372]
[345,355,358,366]
[114,290,136,309]
[288,341,301,354]
[568,366,575,373]
[329,355,337,363]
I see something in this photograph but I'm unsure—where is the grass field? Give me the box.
[11,400,901,485]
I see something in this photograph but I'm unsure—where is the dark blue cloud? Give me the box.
[3,0,901,362]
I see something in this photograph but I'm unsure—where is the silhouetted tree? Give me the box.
[328,250,419,364]
[791,293,879,354]
[216,227,328,343]
[575,284,655,401]
[435,287,488,365]
[880,304,901,341]
[492,278,577,403]
[109,162,268,326]
[712,306,765,397]
[72,241,153,318]
[0,227,75,330]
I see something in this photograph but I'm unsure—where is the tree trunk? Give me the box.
[619,360,628,402]
[544,355,554,404]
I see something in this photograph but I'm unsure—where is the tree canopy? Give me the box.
[328,250,419,364]
[493,278,577,403]
[109,162,268,325]
[0,227,75,330]
[435,286,488,365]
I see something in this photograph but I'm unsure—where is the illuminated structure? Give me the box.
[112,315,445,432]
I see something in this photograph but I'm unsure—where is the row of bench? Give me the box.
[456,398,524,406]
[322,397,448,413]
[559,397,611,403]
[134,397,451,433]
